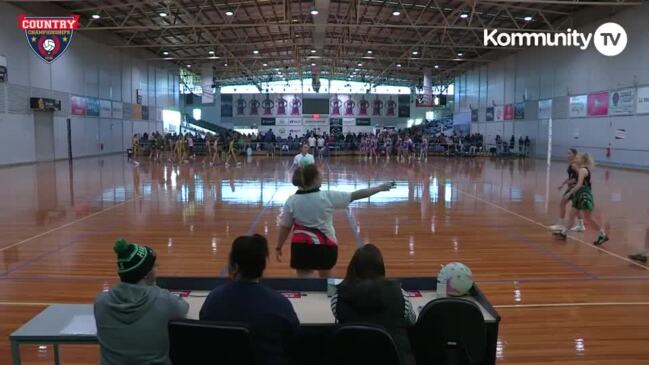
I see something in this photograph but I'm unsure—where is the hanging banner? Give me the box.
[141,105,149,120]
[538,99,552,119]
[569,95,587,117]
[471,109,478,122]
[221,94,233,117]
[485,107,494,122]
[99,100,111,118]
[111,101,123,119]
[587,91,609,116]
[494,106,504,122]
[504,104,514,120]
[70,95,86,116]
[261,117,276,126]
[636,86,649,114]
[132,104,142,120]
[398,95,410,118]
[514,102,525,120]
[86,97,100,117]
[609,88,635,115]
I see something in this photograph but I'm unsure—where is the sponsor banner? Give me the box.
[275,126,303,139]
[70,95,86,116]
[471,109,478,122]
[99,99,111,118]
[494,106,504,122]
[86,97,100,117]
[504,104,514,120]
[514,102,525,119]
[276,118,302,126]
[356,118,371,126]
[485,107,494,122]
[615,128,626,139]
[142,105,149,120]
[122,103,132,120]
[132,104,142,120]
[569,95,587,117]
[303,117,327,126]
[329,118,343,126]
[111,101,123,119]
[636,85,649,114]
[587,91,609,116]
[261,117,276,126]
[609,88,634,115]
[538,99,552,119]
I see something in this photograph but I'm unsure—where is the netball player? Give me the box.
[419,136,429,161]
[275,164,395,278]
[384,137,393,161]
[224,135,240,167]
[549,149,585,232]
[210,134,221,166]
[557,153,609,245]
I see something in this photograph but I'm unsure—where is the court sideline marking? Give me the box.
[0,195,143,253]
[3,300,649,309]
[218,186,280,277]
[456,187,649,271]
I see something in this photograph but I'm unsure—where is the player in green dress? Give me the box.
[557,153,609,246]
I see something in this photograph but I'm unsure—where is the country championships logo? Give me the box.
[18,14,80,63]
[484,22,627,57]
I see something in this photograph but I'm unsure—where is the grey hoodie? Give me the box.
[94,282,189,365]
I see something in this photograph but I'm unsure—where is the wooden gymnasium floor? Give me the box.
[1,154,648,364]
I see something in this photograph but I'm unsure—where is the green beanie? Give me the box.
[113,238,156,283]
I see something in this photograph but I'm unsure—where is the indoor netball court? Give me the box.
[1,1,649,365]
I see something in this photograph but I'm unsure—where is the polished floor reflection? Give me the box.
[1,155,648,364]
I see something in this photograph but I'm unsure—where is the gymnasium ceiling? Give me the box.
[17,0,645,87]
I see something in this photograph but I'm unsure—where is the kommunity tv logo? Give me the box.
[484,22,627,57]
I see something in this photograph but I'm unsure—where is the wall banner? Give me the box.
[569,95,587,117]
[609,88,635,115]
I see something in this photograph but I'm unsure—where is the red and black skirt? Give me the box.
[290,225,338,270]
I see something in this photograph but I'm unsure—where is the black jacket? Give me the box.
[332,279,415,365]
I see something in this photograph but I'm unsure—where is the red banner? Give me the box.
[587,92,609,116]
[504,104,514,120]
[70,96,86,116]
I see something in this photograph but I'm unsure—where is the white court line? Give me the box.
[495,302,649,309]
[456,188,649,271]
[0,196,142,253]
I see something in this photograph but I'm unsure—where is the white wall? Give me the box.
[0,2,180,166]
[454,2,649,167]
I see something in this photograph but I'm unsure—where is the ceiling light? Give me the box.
[208,50,215,55]
[225,10,234,16]
[311,49,317,53]
[396,64,401,68]
[224,63,228,67]
[412,50,419,55]
[460,13,469,19]
[159,12,168,17]
[357,63,362,67]
[253,49,259,54]
[209,56,219,59]
[262,63,268,66]
[311,63,316,66]
[434,64,439,69]
[186,64,191,68]
[392,11,401,16]
[457,52,463,56]
[91,14,100,19]
[310,7,319,15]
[524,16,533,21]
[367,50,373,54]
[162,51,169,55]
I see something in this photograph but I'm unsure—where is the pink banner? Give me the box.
[504,104,514,120]
[587,92,609,116]
[70,96,86,116]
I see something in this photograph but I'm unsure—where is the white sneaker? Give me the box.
[570,222,586,232]
[549,224,565,231]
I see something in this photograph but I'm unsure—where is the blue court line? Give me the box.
[218,187,280,277]
[1,221,119,277]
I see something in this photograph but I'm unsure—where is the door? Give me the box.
[34,111,55,161]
